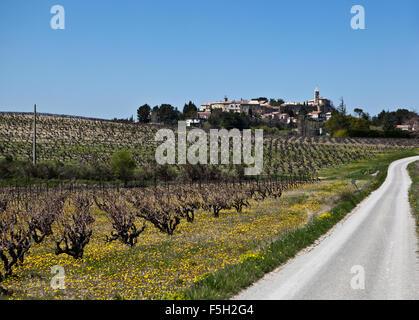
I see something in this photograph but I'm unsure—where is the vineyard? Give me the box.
[0,112,418,299]
[0,177,320,298]
[0,113,158,168]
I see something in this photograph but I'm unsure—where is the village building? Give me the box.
[307,110,324,120]
[396,124,411,131]
[397,117,419,132]
[307,87,332,109]
[280,87,334,115]
[200,97,266,115]
[307,110,332,121]
[185,118,202,127]
[197,111,211,120]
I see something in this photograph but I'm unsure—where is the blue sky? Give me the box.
[0,0,418,119]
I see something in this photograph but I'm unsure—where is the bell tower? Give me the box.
[314,87,320,105]
[314,87,321,112]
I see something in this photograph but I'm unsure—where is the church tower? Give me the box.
[314,87,320,112]
[314,87,320,104]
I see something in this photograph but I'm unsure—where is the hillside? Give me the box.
[0,112,159,168]
[0,112,418,178]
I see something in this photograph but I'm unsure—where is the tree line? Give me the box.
[325,98,417,138]
[137,101,198,126]
[136,100,291,132]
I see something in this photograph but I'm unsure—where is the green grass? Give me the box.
[320,149,419,182]
[407,160,419,235]
[179,149,419,300]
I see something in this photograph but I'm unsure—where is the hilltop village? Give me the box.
[194,87,334,128]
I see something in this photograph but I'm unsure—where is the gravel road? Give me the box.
[235,156,419,300]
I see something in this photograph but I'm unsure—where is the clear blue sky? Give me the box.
[1,0,418,119]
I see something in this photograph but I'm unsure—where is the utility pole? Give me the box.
[33,104,37,165]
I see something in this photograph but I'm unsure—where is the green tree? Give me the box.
[269,98,285,106]
[348,116,369,131]
[371,108,417,130]
[110,150,136,185]
[326,98,350,136]
[333,129,348,137]
[361,111,370,121]
[158,104,180,125]
[208,109,223,128]
[182,101,198,119]
[337,98,347,116]
[252,97,268,103]
[137,104,151,123]
[151,105,160,123]
[354,108,363,118]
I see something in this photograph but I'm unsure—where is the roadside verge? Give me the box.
[407,160,419,235]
